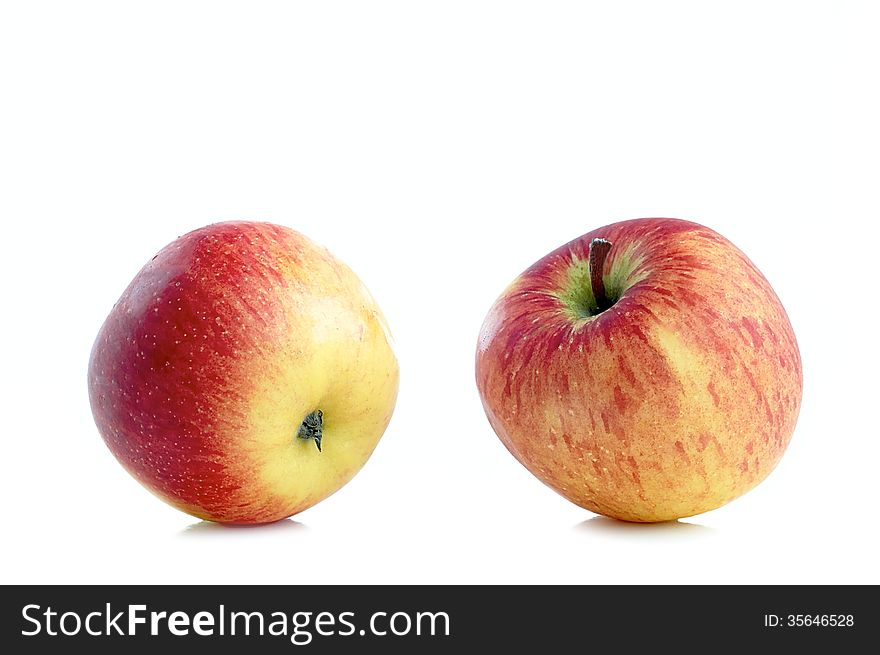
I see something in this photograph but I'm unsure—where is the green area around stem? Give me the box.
[558,242,647,320]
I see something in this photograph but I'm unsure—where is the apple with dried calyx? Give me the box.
[89,221,399,524]
[476,218,801,522]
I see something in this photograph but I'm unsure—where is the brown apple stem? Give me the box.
[297,409,324,452]
[589,238,613,312]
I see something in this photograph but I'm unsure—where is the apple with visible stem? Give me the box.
[476,218,801,522]
[89,221,399,524]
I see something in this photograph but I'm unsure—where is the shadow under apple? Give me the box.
[576,515,716,537]
[179,518,308,538]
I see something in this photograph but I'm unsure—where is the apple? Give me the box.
[89,221,399,524]
[476,218,801,522]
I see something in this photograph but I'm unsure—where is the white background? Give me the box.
[2,1,878,585]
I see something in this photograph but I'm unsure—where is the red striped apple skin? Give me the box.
[476,218,802,522]
[89,222,398,523]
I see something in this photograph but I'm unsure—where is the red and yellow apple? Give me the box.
[89,221,399,524]
[476,218,801,522]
